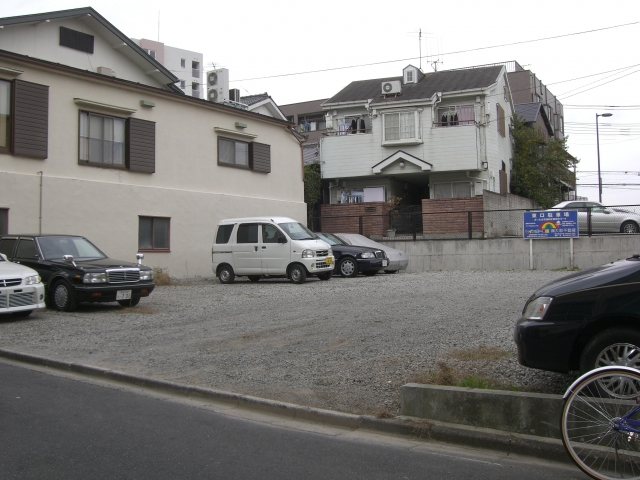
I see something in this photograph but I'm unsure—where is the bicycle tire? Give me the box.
[562,366,640,479]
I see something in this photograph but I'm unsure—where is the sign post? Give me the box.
[523,210,579,270]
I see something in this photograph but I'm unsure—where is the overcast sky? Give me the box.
[2,0,639,205]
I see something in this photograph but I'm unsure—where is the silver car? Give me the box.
[0,253,46,317]
[551,201,640,234]
[334,233,408,273]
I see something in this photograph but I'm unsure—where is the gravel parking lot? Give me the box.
[0,271,577,416]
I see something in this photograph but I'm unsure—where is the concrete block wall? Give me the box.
[384,235,640,272]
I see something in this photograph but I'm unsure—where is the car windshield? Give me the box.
[277,222,317,241]
[315,233,345,246]
[37,236,107,261]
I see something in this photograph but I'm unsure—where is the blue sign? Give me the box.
[523,210,579,239]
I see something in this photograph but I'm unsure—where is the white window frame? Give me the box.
[78,111,126,166]
[381,110,421,146]
[432,182,472,199]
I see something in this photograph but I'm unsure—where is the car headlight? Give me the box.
[327,248,333,257]
[302,249,314,258]
[83,272,108,284]
[140,270,153,281]
[523,296,553,320]
[24,275,41,285]
[359,252,375,259]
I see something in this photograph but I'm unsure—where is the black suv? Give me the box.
[0,235,155,311]
[314,232,388,277]
[514,254,640,374]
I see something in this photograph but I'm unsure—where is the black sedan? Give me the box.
[0,235,155,311]
[314,233,388,278]
[514,254,640,374]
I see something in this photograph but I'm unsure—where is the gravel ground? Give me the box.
[0,271,578,416]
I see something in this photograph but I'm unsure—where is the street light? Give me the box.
[596,113,613,203]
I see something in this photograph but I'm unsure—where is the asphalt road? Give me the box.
[0,361,585,479]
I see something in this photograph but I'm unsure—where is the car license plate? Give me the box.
[116,290,132,300]
[382,260,388,267]
[325,257,333,265]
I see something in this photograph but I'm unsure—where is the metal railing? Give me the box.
[309,204,640,241]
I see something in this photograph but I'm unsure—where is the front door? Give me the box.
[260,223,289,274]
[232,223,262,275]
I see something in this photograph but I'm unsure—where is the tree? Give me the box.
[509,117,577,208]
[303,163,322,222]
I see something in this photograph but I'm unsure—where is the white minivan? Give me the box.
[212,217,335,284]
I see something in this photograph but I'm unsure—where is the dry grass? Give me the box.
[153,267,172,286]
[371,408,395,419]
[411,362,519,391]
[449,346,511,362]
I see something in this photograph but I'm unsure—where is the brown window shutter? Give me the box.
[126,117,155,173]
[12,80,49,159]
[499,169,508,194]
[497,104,505,137]
[251,142,271,173]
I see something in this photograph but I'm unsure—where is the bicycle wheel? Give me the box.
[562,367,640,479]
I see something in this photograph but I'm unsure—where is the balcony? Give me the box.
[192,69,200,78]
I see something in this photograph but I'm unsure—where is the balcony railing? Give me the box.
[324,128,373,136]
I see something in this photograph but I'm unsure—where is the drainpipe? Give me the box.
[37,171,43,235]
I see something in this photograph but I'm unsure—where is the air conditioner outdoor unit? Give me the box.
[325,113,334,130]
[381,80,401,95]
[206,68,229,103]
[229,88,241,102]
[97,66,116,77]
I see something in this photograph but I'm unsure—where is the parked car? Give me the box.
[0,235,155,311]
[334,233,408,273]
[514,254,640,374]
[551,201,640,234]
[314,233,388,278]
[212,217,334,284]
[0,253,46,317]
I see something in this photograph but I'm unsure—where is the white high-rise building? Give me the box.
[133,38,203,99]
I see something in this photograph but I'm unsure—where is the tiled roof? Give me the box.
[325,65,503,105]
[514,102,542,123]
[240,93,270,106]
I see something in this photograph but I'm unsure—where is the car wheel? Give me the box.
[289,264,307,284]
[51,280,78,312]
[12,310,33,317]
[338,258,358,278]
[580,328,640,374]
[118,297,140,307]
[317,272,332,281]
[384,270,398,274]
[363,271,377,276]
[218,265,235,284]
[621,221,639,234]
[248,276,261,282]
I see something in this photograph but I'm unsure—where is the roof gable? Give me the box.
[0,7,180,92]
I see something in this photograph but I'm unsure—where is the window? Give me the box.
[433,182,471,199]
[0,209,7,235]
[437,105,474,127]
[138,217,170,251]
[497,103,506,137]
[219,138,249,167]
[0,238,16,257]
[262,224,282,244]
[382,111,420,144]
[406,70,414,83]
[15,239,37,260]
[79,111,125,166]
[145,49,156,59]
[0,79,49,159]
[216,225,234,244]
[0,80,9,153]
[180,80,186,89]
[181,58,186,68]
[237,224,258,243]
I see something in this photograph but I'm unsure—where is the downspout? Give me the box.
[37,171,43,235]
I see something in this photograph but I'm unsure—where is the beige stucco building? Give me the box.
[0,7,304,278]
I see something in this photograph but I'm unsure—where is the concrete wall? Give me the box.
[387,235,640,272]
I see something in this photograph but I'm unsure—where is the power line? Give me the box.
[232,21,640,82]
[559,68,640,99]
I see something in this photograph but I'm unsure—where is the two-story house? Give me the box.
[0,7,305,278]
[319,64,514,207]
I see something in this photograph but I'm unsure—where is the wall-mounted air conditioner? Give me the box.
[97,66,116,77]
[381,80,401,95]
[206,68,229,103]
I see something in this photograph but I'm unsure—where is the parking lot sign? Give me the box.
[523,210,579,239]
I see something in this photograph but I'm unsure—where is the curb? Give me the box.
[0,348,570,464]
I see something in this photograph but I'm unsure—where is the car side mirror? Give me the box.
[136,253,144,266]
[62,255,77,267]
[604,209,612,214]
[277,236,287,244]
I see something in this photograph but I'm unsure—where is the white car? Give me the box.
[0,253,46,317]
[552,201,640,234]
[334,234,408,273]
